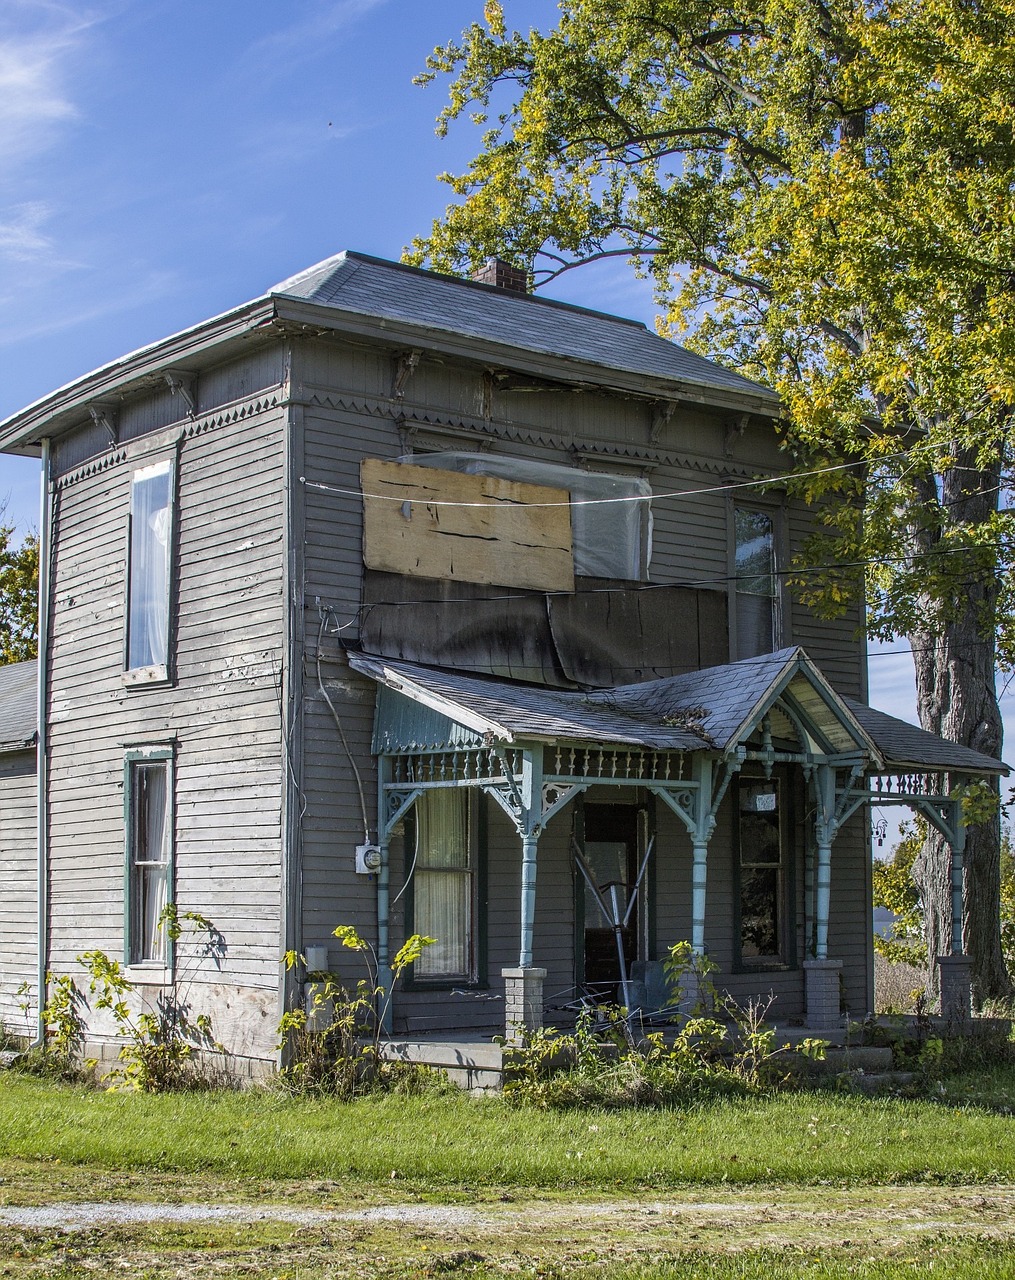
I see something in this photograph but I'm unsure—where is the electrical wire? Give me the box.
[315,608,372,846]
[300,451,886,508]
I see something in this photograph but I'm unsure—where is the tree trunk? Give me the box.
[909,453,1013,1008]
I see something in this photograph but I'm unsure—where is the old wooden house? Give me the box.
[0,252,1004,1075]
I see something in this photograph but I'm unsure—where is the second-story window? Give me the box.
[734,506,779,659]
[126,461,173,677]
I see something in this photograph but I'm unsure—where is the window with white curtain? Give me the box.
[411,790,473,980]
[126,754,173,966]
[126,461,173,675]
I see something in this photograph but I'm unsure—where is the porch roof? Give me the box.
[349,647,1008,776]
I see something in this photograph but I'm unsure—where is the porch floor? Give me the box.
[377,1022,877,1093]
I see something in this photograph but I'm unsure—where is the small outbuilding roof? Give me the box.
[0,659,37,752]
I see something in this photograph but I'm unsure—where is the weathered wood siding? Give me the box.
[46,371,288,1062]
[291,332,873,1026]
[0,750,38,1037]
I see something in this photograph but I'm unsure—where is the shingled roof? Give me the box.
[0,659,37,752]
[351,647,1008,777]
[271,252,780,409]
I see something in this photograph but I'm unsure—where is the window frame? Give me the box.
[728,498,788,661]
[733,774,797,973]
[403,789,485,989]
[123,745,175,977]
[123,457,176,686]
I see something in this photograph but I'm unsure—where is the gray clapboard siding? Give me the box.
[0,750,39,1035]
[292,333,877,1032]
[45,397,287,1032]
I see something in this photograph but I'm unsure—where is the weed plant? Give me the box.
[503,944,827,1110]
[277,925,448,1098]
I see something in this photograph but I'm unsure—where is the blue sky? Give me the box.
[0,0,1008,776]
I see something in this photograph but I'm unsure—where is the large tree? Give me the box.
[0,521,38,664]
[410,0,1015,1002]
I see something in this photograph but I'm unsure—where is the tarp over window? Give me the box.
[403,452,652,581]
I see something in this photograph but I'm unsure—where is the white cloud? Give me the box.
[0,200,55,261]
[238,0,388,80]
[0,3,104,172]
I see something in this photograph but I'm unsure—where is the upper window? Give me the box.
[126,461,173,676]
[125,752,173,967]
[411,789,474,982]
[733,506,779,659]
[738,780,785,965]
[404,452,652,582]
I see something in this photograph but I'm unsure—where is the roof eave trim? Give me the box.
[349,655,515,743]
[0,297,280,451]
[271,296,783,417]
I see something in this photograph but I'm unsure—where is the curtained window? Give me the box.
[412,790,473,980]
[126,756,173,966]
[126,461,173,674]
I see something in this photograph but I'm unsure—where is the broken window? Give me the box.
[733,506,779,659]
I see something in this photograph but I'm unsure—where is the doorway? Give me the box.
[579,803,643,999]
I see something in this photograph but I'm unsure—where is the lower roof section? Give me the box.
[349,647,1008,776]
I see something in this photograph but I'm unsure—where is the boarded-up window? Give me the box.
[361,458,574,592]
[405,452,652,581]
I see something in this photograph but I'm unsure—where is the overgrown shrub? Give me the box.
[503,943,827,1110]
[277,925,448,1098]
[6,909,227,1092]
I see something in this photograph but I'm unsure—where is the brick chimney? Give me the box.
[472,257,529,294]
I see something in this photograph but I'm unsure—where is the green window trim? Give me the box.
[123,746,176,973]
[403,790,487,990]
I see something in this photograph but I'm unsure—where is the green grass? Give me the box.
[2,1073,1015,1190]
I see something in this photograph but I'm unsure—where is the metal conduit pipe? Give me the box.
[31,439,52,1049]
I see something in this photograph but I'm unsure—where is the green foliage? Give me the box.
[28,912,226,1091]
[874,822,1015,974]
[277,925,440,1098]
[78,944,222,1093]
[872,821,927,967]
[504,942,826,1109]
[0,521,38,664]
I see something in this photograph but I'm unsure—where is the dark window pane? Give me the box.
[741,867,779,957]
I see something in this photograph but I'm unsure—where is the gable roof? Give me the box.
[0,251,779,451]
[0,659,37,752]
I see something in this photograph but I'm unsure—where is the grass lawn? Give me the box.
[2,1072,1015,1277]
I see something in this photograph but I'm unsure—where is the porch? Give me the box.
[350,647,1007,1039]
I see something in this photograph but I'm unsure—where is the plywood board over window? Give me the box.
[361,458,575,592]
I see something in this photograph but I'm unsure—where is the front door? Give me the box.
[580,803,642,1000]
